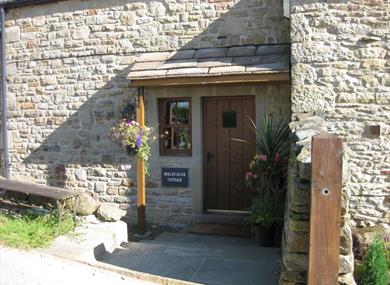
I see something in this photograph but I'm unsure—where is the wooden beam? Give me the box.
[136,87,146,235]
[308,133,343,285]
[0,178,80,200]
[130,72,290,87]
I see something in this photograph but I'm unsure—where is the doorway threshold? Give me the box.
[206,209,250,215]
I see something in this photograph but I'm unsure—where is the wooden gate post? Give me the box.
[136,87,146,235]
[308,133,343,285]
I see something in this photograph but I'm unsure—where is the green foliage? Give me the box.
[247,196,280,228]
[0,212,74,249]
[245,115,290,228]
[358,238,389,285]
[246,116,290,188]
[252,115,290,169]
[111,119,154,173]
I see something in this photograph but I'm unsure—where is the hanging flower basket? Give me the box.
[111,119,153,165]
[126,145,139,155]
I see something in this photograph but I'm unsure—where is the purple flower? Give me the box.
[136,136,142,147]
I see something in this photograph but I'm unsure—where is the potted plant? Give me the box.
[245,115,290,247]
[111,119,154,172]
[247,196,279,247]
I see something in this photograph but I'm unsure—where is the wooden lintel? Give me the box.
[130,72,290,87]
[136,87,146,235]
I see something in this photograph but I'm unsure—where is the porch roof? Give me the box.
[128,44,290,87]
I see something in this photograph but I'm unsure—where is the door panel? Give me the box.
[216,99,230,210]
[229,99,243,210]
[203,96,255,211]
[204,99,218,209]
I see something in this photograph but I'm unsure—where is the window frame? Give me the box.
[158,97,192,156]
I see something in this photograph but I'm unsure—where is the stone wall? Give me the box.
[2,0,290,224]
[290,0,390,227]
[280,114,355,285]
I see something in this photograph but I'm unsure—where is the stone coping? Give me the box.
[128,44,290,80]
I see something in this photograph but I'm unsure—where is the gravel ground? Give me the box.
[0,247,157,285]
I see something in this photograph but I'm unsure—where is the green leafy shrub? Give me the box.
[357,238,389,285]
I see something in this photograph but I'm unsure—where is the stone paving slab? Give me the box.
[194,258,278,285]
[97,232,281,285]
[36,222,198,285]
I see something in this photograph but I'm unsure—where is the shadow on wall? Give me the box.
[23,66,137,187]
[10,0,289,49]
[15,0,289,205]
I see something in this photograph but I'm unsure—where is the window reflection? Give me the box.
[164,101,189,125]
[159,98,192,156]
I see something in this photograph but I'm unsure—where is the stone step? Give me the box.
[151,232,257,247]
[136,241,279,262]
[42,220,128,262]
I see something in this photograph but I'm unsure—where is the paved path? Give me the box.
[98,232,281,285]
[0,247,157,285]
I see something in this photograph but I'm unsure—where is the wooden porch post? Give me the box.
[136,87,146,235]
[308,133,343,285]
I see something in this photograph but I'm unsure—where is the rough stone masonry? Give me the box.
[280,0,389,284]
[290,0,389,227]
[1,0,289,224]
[280,114,355,285]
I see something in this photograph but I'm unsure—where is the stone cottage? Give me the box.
[0,0,388,284]
[1,0,292,224]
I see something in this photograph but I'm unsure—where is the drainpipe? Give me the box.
[0,7,10,179]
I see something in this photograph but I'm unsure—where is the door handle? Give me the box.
[207,152,214,162]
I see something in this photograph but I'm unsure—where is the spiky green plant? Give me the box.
[251,115,290,169]
[245,115,290,228]
[358,238,389,285]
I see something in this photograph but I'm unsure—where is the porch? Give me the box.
[126,44,291,229]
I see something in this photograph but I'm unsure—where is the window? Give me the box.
[159,98,192,156]
[222,110,237,128]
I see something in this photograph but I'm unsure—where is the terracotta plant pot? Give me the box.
[254,224,274,247]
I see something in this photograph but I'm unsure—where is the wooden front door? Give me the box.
[203,96,255,211]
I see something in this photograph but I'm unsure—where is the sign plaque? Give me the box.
[162,168,189,187]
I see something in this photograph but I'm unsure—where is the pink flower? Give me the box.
[246,172,252,179]
[259,154,267,161]
[275,152,281,163]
